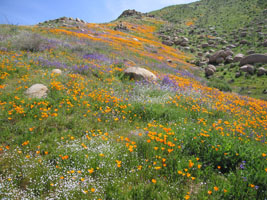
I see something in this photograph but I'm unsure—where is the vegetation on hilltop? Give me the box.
[150,0,266,30]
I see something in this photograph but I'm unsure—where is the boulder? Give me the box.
[205,65,216,76]
[25,84,48,98]
[257,67,267,76]
[180,41,189,47]
[240,54,267,65]
[216,57,225,64]
[209,50,227,64]
[201,43,209,48]
[52,69,62,74]
[240,64,255,74]
[240,40,248,45]
[234,53,244,62]
[162,40,174,46]
[225,56,234,63]
[124,67,157,81]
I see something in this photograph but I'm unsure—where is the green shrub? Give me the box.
[12,31,45,52]
[207,78,232,92]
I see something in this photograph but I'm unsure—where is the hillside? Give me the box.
[150,0,267,100]
[150,0,267,30]
[0,3,267,200]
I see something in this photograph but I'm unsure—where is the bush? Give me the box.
[207,78,232,92]
[12,31,45,52]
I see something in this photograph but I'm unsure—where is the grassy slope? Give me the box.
[0,15,267,199]
[150,0,266,30]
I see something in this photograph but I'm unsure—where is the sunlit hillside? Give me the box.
[0,6,266,200]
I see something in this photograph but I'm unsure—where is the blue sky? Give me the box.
[0,0,198,25]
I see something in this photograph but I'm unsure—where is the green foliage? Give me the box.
[207,78,232,92]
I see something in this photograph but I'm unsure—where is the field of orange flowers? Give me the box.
[0,18,266,199]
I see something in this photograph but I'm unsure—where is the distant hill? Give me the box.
[150,0,267,31]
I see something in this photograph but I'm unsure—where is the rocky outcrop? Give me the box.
[114,23,129,31]
[117,9,154,19]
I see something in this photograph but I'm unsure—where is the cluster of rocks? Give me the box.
[38,16,86,28]
[204,52,267,77]
[114,23,129,31]
[117,9,154,19]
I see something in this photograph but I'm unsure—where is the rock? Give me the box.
[209,50,227,64]
[76,18,81,22]
[216,57,225,64]
[205,65,216,76]
[52,69,62,74]
[202,43,209,48]
[263,89,267,94]
[240,32,247,37]
[235,71,242,78]
[240,64,255,74]
[240,54,267,65]
[124,67,157,81]
[25,84,48,98]
[205,53,211,59]
[114,23,128,31]
[197,52,203,57]
[227,44,236,49]
[181,37,189,42]
[234,53,244,62]
[118,9,143,19]
[225,50,234,57]
[263,40,267,47]
[225,56,234,63]
[257,67,267,76]
[184,47,191,51]
[167,59,172,63]
[180,41,188,47]
[162,40,174,46]
[240,40,248,45]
